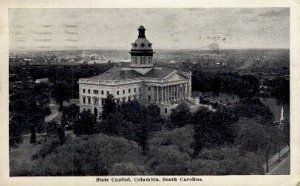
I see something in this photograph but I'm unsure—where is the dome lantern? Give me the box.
[138,25,146,38]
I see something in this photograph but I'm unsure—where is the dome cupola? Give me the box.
[130,26,154,68]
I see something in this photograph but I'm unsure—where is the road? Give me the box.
[264,146,290,175]
[268,155,290,175]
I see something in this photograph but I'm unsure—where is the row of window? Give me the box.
[82,87,142,95]
[131,56,152,65]
[82,98,168,114]
[82,95,141,105]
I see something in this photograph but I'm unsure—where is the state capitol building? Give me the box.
[78,26,199,117]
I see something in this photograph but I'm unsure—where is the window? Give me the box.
[101,99,104,105]
[101,90,104,95]
[165,108,168,113]
[94,90,98,94]
[107,91,109,94]
[141,43,145,47]
[148,87,151,91]
[134,88,136,93]
[88,97,91,104]
[139,87,141,92]
[123,89,125,94]
[88,89,90,94]
[128,89,131,93]
[128,97,131,101]
[83,96,86,104]
[94,98,98,105]
[148,95,151,101]
[117,90,119,95]
[117,99,120,104]
[83,89,85,93]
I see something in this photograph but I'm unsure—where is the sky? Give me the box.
[9,8,289,51]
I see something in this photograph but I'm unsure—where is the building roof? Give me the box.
[131,38,152,50]
[88,67,142,81]
[85,66,182,81]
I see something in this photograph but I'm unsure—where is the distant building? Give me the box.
[78,26,199,117]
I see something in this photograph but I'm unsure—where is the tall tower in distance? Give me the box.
[130,25,154,68]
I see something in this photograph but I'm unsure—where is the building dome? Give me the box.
[130,26,154,68]
[131,38,152,50]
[131,25,153,50]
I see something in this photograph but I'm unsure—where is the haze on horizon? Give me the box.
[9,8,289,51]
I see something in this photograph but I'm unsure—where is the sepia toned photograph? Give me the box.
[8,8,290,177]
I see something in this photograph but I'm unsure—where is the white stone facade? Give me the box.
[78,26,199,117]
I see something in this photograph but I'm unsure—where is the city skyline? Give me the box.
[9,8,289,51]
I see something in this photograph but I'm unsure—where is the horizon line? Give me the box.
[10,47,290,53]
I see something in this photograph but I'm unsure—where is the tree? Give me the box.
[147,145,190,175]
[30,124,36,144]
[102,94,116,119]
[33,133,144,176]
[110,163,148,175]
[45,121,66,145]
[96,112,125,135]
[9,114,23,147]
[121,100,146,124]
[235,119,278,173]
[191,108,216,157]
[57,126,66,145]
[63,104,80,125]
[234,97,274,123]
[51,82,69,111]
[169,103,192,128]
[73,110,97,135]
[191,147,264,175]
[148,125,195,155]
[147,104,161,123]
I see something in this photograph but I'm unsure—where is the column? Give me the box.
[179,84,182,100]
[156,86,159,103]
[166,85,169,103]
[181,84,183,100]
[162,86,164,103]
[171,85,174,102]
[186,82,188,98]
[188,78,192,98]
[170,85,172,102]
[164,86,166,103]
[160,86,163,103]
[175,85,177,101]
[176,84,179,101]
[183,83,186,99]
